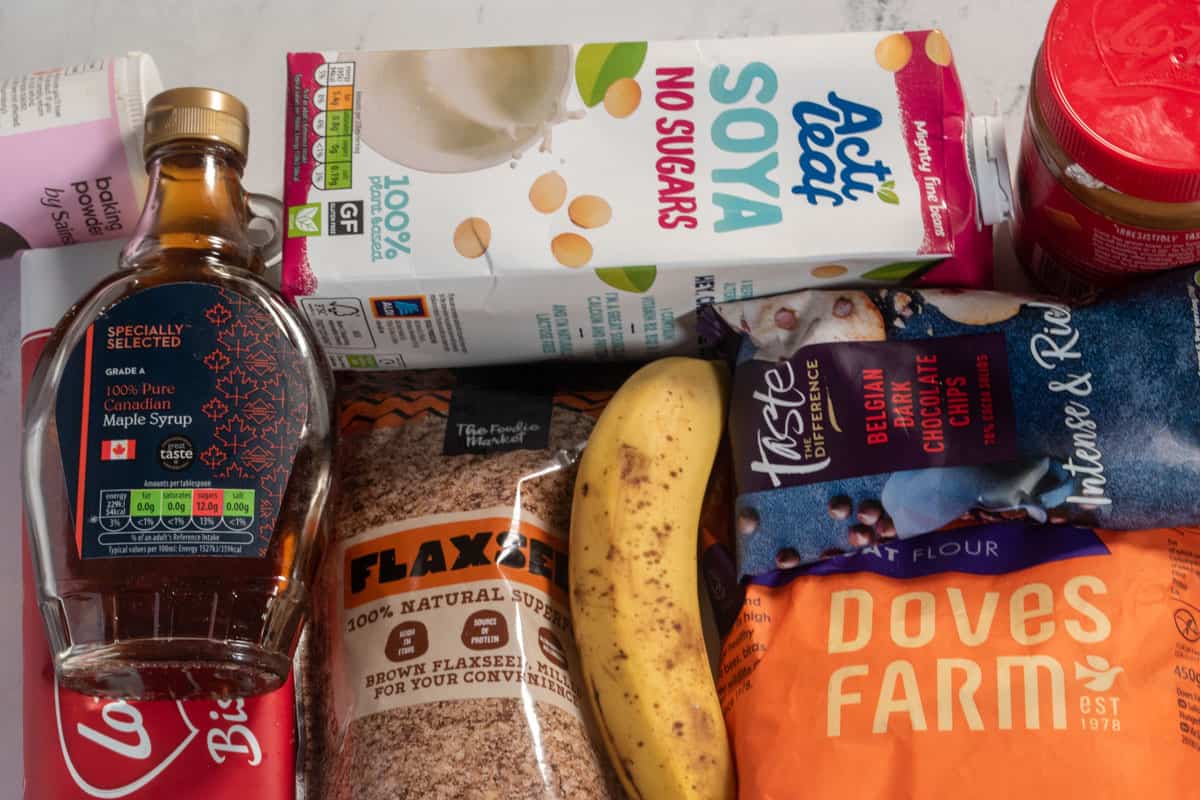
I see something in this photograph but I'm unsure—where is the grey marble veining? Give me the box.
[1,0,1054,194]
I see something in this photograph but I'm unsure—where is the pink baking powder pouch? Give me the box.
[280,31,1006,371]
[0,55,161,258]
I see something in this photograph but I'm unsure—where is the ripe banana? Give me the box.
[570,357,734,800]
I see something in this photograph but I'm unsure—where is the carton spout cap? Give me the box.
[970,112,1013,228]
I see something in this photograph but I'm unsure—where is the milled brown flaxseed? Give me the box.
[303,373,621,799]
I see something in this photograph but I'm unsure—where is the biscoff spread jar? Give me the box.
[1014,0,1200,296]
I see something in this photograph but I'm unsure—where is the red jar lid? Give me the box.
[1036,0,1200,203]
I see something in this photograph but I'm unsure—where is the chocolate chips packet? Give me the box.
[702,266,1200,577]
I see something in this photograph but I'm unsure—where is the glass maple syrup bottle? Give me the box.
[23,88,334,699]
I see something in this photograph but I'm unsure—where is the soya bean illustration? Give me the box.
[875,33,913,72]
[810,264,848,279]
[552,233,592,267]
[529,171,567,213]
[604,77,642,118]
[569,195,612,228]
[453,217,491,259]
[924,30,953,66]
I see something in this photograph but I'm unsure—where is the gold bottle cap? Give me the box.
[143,87,249,159]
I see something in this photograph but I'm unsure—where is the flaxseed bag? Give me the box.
[304,368,625,799]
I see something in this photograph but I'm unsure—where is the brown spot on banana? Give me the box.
[619,444,649,484]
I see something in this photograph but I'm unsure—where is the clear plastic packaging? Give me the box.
[304,368,624,798]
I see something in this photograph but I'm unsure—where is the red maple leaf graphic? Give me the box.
[214,415,251,453]
[201,397,230,421]
[217,462,250,480]
[217,320,263,361]
[275,464,296,489]
[220,290,256,316]
[205,303,232,326]
[216,367,260,406]
[255,373,287,402]
[199,444,227,469]
[258,382,289,410]
[255,415,286,439]
[203,349,231,372]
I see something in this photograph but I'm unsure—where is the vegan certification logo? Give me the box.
[287,203,322,237]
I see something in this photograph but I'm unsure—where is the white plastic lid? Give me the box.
[113,53,163,199]
[970,113,1013,227]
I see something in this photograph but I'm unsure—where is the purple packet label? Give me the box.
[734,334,1017,492]
[711,270,1200,577]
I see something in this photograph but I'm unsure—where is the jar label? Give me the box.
[54,283,309,559]
[1014,123,1200,295]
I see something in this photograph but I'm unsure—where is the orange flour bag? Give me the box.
[716,524,1200,798]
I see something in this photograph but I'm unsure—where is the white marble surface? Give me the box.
[0,0,1054,793]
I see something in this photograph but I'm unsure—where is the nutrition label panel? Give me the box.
[95,487,257,550]
[311,61,355,190]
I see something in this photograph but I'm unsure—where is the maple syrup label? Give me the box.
[54,282,309,559]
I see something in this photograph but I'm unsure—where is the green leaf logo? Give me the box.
[288,203,322,237]
[860,258,941,282]
[575,42,648,107]
[595,265,657,293]
[876,179,899,205]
